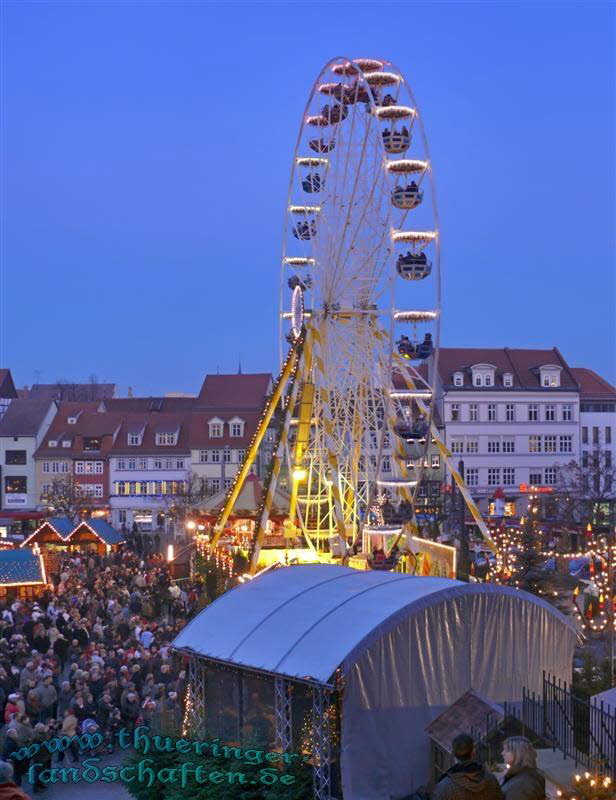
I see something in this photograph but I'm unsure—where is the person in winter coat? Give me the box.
[501,737,546,800]
[0,760,30,800]
[433,734,504,800]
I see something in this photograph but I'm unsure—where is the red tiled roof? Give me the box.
[197,373,272,409]
[570,368,616,400]
[110,413,191,456]
[437,347,578,389]
[189,411,262,448]
[0,369,18,400]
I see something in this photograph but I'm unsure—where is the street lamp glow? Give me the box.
[293,467,308,481]
[167,544,174,562]
[186,520,196,530]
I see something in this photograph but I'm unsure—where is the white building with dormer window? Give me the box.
[435,348,582,517]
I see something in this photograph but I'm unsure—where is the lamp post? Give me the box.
[457,459,469,581]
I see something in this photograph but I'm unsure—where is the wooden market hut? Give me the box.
[21,517,74,550]
[65,519,125,555]
[0,548,48,601]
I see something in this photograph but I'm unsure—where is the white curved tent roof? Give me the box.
[173,564,573,686]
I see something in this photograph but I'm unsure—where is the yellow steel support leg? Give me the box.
[210,333,303,548]
[248,329,314,574]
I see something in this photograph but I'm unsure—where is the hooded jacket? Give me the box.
[433,760,505,800]
[501,766,545,800]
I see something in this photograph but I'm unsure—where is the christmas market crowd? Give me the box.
[0,541,206,795]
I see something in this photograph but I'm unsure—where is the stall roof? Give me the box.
[40,518,74,539]
[0,549,46,585]
[173,565,574,686]
[73,519,124,545]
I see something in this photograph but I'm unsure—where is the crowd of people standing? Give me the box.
[0,539,205,796]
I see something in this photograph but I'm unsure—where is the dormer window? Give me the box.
[539,365,562,388]
[503,373,513,387]
[453,372,464,387]
[229,417,245,438]
[48,440,57,447]
[62,440,71,448]
[208,417,224,438]
[156,433,177,446]
[128,433,142,446]
[68,417,78,425]
[471,364,496,389]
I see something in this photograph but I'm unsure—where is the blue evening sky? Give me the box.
[1,1,614,395]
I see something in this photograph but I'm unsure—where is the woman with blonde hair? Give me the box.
[501,736,546,800]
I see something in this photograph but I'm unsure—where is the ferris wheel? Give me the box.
[279,56,441,560]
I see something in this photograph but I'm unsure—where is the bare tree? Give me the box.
[556,449,615,530]
[162,472,210,532]
[40,477,92,521]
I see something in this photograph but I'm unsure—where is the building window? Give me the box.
[48,440,57,447]
[431,454,440,468]
[606,451,612,468]
[529,471,542,485]
[505,404,515,422]
[75,461,84,474]
[383,433,391,449]
[466,468,479,487]
[41,483,51,495]
[593,426,599,445]
[545,404,556,422]
[466,438,478,454]
[230,422,243,437]
[223,450,231,463]
[559,435,572,453]
[208,478,220,493]
[42,462,50,474]
[474,374,483,387]
[5,450,26,465]
[451,439,464,454]
[562,404,573,422]
[484,373,492,387]
[117,459,125,470]
[453,373,463,387]
[528,404,538,422]
[502,439,515,453]
[139,458,147,470]
[199,450,208,463]
[224,478,232,490]
[582,426,588,444]
[83,437,101,451]
[487,468,500,486]
[209,421,223,438]
[544,467,557,486]
[529,435,542,453]
[582,451,589,468]
[503,468,515,486]
[126,458,135,470]
[237,449,246,463]
[176,459,184,469]
[128,433,141,446]
[450,404,460,422]
[156,433,177,446]
[606,426,612,444]
[544,435,557,453]
[165,459,173,469]
[487,404,496,422]
[61,462,69,473]
[503,373,513,388]
[211,449,221,463]
[469,404,478,422]
[382,456,391,472]
[4,476,27,494]
[154,459,163,469]
[487,438,500,453]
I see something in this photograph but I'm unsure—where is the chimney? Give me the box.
[128,386,134,398]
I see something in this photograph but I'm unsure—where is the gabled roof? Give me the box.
[570,368,616,400]
[102,397,196,413]
[110,413,191,455]
[27,383,116,401]
[34,405,122,457]
[425,690,504,752]
[71,519,124,545]
[438,347,578,389]
[0,549,45,586]
[0,370,18,400]
[197,373,273,410]
[21,517,75,546]
[0,399,56,437]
